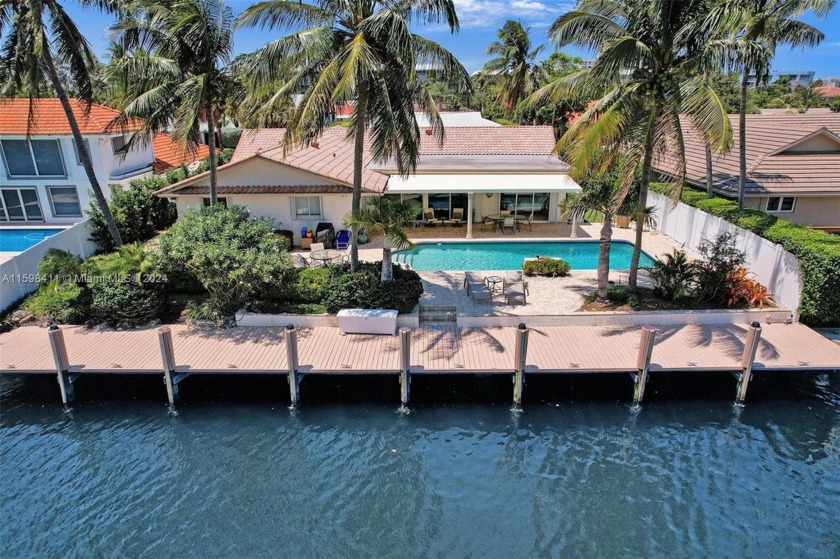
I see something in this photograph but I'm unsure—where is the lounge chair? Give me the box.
[423,208,440,227]
[504,280,528,305]
[501,217,515,235]
[464,271,493,302]
[336,229,351,250]
[446,208,465,226]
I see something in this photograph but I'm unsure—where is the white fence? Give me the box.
[1,221,99,311]
[649,192,802,318]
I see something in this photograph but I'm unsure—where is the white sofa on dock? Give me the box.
[337,309,399,335]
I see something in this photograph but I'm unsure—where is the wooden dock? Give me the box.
[1,322,837,405]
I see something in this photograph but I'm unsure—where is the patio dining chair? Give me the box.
[501,217,516,235]
[500,210,511,217]
[300,242,326,267]
[480,216,496,232]
[519,213,534,232]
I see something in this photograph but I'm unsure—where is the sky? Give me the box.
[63,0,840,77]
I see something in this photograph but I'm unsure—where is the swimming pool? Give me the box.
[395,240,655,271]
[0,228,65,252]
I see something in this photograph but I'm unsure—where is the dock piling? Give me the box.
[736,322,762,403]
[48,325,75,404]
[633,328,656,404]
[513,323,529,406]
[285,325,300,404]
[399,328,411,406]
[158,327,180,405]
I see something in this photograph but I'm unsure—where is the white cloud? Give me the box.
[448,0,573,29]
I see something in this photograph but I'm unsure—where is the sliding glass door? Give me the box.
[0,187,43,221]
[499,192,550,221]
[428,193,467,219]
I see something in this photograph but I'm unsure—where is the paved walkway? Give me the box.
[2,322,837,376]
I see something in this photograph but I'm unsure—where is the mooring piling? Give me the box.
[399,328,411,406]
[633,327,656,403]
[158,327,180,406]
[285,325,301,404]
[48,325,76,404]
[513,323,529,406]
[736,322,762,403]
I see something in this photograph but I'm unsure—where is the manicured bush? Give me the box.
[25,281,90,324]
[522,257,571,277]
[90,281,165,326]
[88,176,178,251]
[321,262,423,314]
[651,183,840,325]
[154,205,293,317]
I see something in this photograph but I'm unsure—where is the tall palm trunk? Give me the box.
[206,102,218,204]
[737,66,749,210]
[44,53,123,248]
[628,105,657,289]
[350,80,368,271]
[596,213,613,302]
[704,71,714,198]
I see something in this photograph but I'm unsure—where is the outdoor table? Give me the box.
[483,213,528,230]
[485,275,503,292]
[310,249,344,265]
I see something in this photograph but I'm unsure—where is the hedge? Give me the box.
[651,183,840,325]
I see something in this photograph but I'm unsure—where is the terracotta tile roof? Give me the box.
[0,97,142,135]
[815,86,840,100]
[655,113,840,196]
[151,133,209,174]
[176,184,351,195]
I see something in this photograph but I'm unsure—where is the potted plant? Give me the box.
[357,228,369,244]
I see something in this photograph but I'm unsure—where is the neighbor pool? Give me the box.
[0,227,65,252]
[394,240,655,271]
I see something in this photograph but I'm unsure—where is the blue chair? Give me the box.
[336,229,351,250]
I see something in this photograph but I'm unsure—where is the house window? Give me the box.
[500,192,550,221]
[0,187,43,221]
[73,139,91,166]
[202,197,227,207]
[294,196,322,218]
[1,139,65,177]
[428,193,466,219]
[111,135,128,155]
[766,197,796,212]
[47,186,82,217]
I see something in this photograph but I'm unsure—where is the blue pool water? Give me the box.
[395,240,655,270]
[0,228,64,252]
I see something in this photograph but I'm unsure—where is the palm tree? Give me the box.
[794,82,819,112]
[477,20,545,121]
[239,0,471,270]
[706,0,832,209]
[344,197,421,282]
[531,0,732,289]
[0,0,124,248]
[108,0,236,205]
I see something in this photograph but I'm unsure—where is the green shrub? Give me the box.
[154,205,293,317]
[184,299,221,323]
[651,182,840,325]
[607,285,639,307]
[322,262,423,314]
[275,230,294,251]
[88,177,177,251]
[694,233,746,306]
[647,249,695,301]
[80,245,154,282]
[522,257,571,277]
[25,281,90,324]
[221,128,242,149]
[36,249,82,283]
[90,281,165,326]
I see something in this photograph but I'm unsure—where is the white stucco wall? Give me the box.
[650,192,803,317]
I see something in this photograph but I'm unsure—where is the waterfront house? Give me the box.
[156,125,582,245]
[0,98,208,224]
[655,113,840,232]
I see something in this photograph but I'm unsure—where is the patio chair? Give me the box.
[480,216,496,232]
[500,217,516,235]
[519,213,534,232]
[423,208,439,227]
[335,229,351,250]
[504,280,528,305]
[501,210,511,217]
[463,271,493,302]
[447,208,465,226]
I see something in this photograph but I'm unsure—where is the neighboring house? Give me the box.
[156,126,581,244]
[747,70,815,88]
[815,86,840,102]
[655,113,840,231]
[0,98,208,224]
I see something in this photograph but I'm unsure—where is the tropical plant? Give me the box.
[694,232,747,305]
[705,0,832,208]
[793,83,820,112]
[0,0,124,247]
[476,20,545,121]
[238,0,471,270]
[154,205,293,319]
[37,249,82,283]
[108,0,237,204]
[344,197,421,282]
[726,267,770,308]
[648,249,696,301]
[533,0,733,290]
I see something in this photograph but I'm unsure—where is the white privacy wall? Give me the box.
[0,221,98,311]
[649,192,803,318]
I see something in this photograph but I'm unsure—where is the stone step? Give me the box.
[419,304,457,323]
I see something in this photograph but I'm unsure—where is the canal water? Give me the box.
[2,371,838,558]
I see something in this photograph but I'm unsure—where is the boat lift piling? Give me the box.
[735,322,762,403]
[632,328,656,404]
[48,324,76,405]
[285,325,301,404]
[399,328,411,406]
[513,323,529,406]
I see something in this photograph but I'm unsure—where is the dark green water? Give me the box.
[2,372,839,558]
